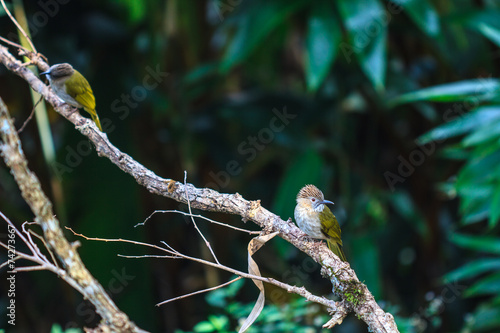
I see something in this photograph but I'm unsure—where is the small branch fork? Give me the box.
[0,212,86,294]
[0,42,399,332]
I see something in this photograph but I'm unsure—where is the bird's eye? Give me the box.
[311,198,316,202]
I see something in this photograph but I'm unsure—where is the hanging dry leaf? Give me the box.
[238,231,279,333]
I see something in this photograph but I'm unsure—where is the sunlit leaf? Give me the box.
[463,120,500,147]
[389,79,500,107]
[418,106,500,144]
[193,321,216,332]
[451,233,500,254]
[305,1,341,92]
[443,258,500,283]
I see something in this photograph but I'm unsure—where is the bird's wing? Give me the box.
[65,70,96,111]
[319,206,343,245]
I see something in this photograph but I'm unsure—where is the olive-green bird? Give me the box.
[294,184,346,261]
[41,63,102,131]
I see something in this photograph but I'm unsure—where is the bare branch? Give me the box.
[0,45,399,332]
[0,99,146,332]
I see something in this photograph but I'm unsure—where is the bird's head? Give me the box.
[296,184,334,213]
[41,63,75,83]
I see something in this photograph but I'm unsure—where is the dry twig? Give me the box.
[65,227,340,311]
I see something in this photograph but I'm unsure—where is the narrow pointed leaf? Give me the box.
[418,106,500,144]
[477,23,500,47]
[389,79,500,107]
[337,0,387,91]
[305,1,341,91]
[392,0,440,37]
[450,233,500,254]
[465,272,500,297]
[443,258,500,283]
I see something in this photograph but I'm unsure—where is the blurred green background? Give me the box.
[1,0,500,332]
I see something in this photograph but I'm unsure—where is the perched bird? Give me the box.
[294,185,346,261]
[41,63,102,131]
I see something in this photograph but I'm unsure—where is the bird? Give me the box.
[41,63,102,131]
[294,184,346,261]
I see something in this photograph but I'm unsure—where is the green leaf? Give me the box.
[465,272,500,297]
[489,183,500,228]
[220,0,307,72]
[272,150,323,220]
[443,258,500,283]
[337,0,387,92]
[304,1,341,91]
[457,149,500,190]
[389,79,500,107]
[193,321,216,332]
[469,304,500,330]
[450,233,500,255]
[418,106,500,144]
[208,315,229,330]
[463,120,500,147]
[461,198,490,225]
[350,233,382,299]
[392,0,440,37]
[477,23,500,47]
[461,9,500,32]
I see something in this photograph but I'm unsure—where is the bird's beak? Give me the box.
[40,70,50,75]
[319,200,334,205]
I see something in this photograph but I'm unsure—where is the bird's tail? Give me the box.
[85,108,103,131]
[327,240,347,262]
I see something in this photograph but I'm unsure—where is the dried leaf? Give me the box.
[238,232,279,332]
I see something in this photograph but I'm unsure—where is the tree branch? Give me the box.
[0,97,146,332]
[0,45,399,332]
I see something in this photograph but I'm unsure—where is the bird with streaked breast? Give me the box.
[294,185,346,261]
[41,63,102,131]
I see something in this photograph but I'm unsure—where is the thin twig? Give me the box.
[138,209,260,234]
[68,228,338,310]
[22,223,49,262]
[118,254,181,260]
[0,0,37,53]
[159,241,180,255]
[18,96,43,132]
[156,276,243,306]
[183,171,219,265]
[0,35,24,49]
[27,227,59,269]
